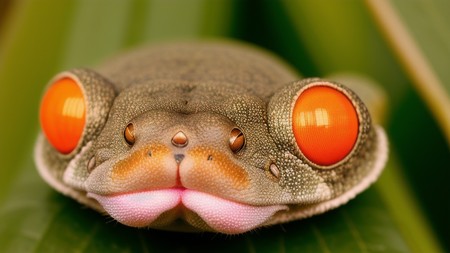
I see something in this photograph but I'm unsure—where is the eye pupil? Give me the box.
[292,85,359,166]
[40,77,86,154]
[124,123,136,146]
[229,128,245,153]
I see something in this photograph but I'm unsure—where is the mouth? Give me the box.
[87,188,287,234]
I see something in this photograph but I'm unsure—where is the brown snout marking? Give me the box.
[187,146,249,190]
[111,143,171,181]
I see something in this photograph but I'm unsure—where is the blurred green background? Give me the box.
[0,0,448,252]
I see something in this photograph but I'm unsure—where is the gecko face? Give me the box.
[75,80,326,233]
[35,42,388,234]
[85,110,288,233]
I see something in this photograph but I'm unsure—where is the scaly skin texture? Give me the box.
[34,41,388,234]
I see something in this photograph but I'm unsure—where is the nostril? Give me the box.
[87,156,96,173]
[172,131,188,147]
[174,154,185,164]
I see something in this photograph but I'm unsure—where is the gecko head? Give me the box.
[37,69,386,234]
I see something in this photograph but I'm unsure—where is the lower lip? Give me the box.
[88,188,287,234]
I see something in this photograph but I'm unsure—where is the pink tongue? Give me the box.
[88,189,182,227]
[182,190,287,234]
[88,190,287,234]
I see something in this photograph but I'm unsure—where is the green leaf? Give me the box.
[366,1,450,250]
[367,0,450,144]
[0,0,446,252]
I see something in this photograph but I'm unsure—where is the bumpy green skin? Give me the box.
[35,41,386,232]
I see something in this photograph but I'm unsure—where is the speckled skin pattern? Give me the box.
[35,41,388,234]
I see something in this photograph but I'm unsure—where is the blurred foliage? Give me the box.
[0,0,448,252]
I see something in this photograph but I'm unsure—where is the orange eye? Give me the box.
[292,85,358,166]
[40,77,86,154]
